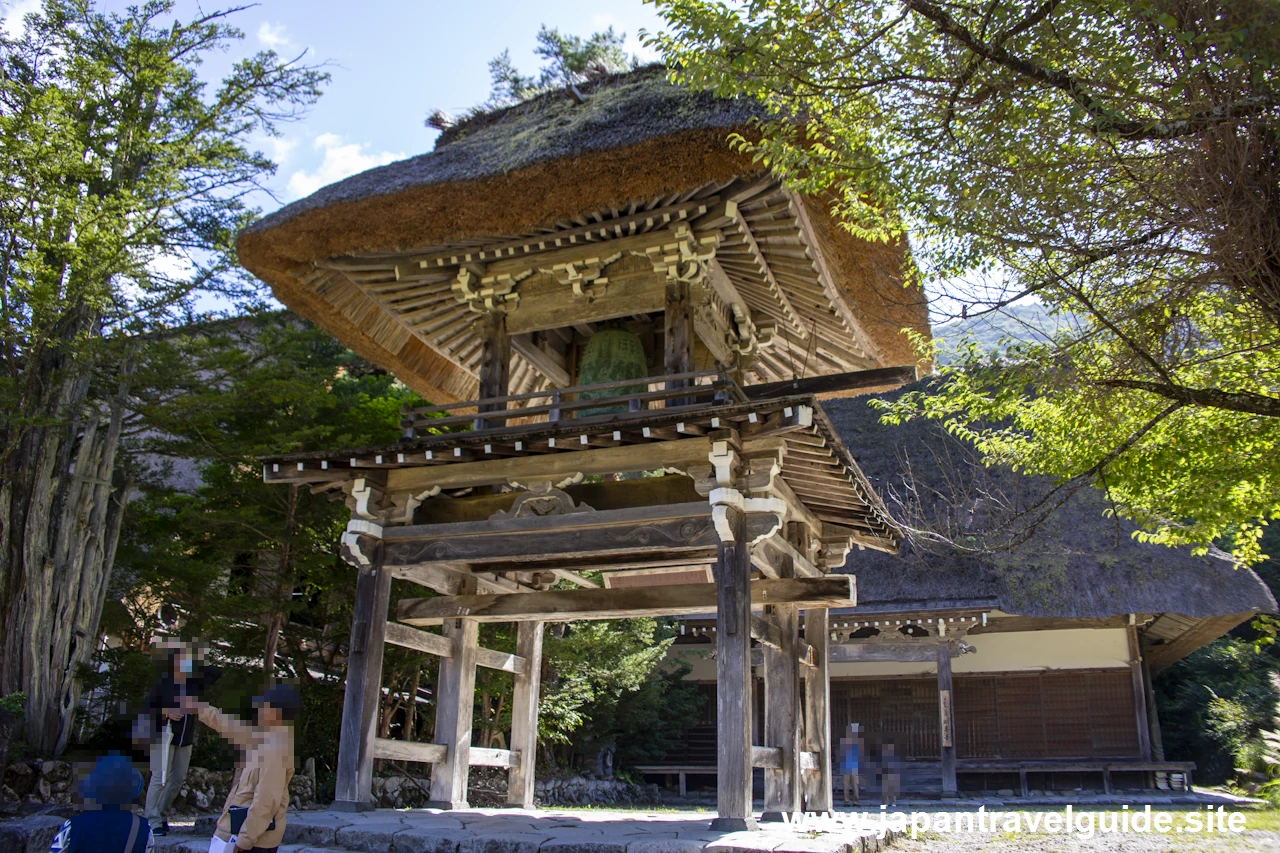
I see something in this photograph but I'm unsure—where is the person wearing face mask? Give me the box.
[137,641,220,835]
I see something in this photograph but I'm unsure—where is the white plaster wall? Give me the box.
[667,628,1132,681]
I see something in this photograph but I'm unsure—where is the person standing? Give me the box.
[139,642,220,835]
[836,724,861,806]
[183,684,298,853]
[880,741,899,807]
[49,752,153,853]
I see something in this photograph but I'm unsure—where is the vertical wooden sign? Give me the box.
[939,689,954,748]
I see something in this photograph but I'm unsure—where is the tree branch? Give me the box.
[1095,378,1280,418]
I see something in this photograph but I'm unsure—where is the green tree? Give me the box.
[0,0,325,755]
[114,313,417,677]
[483,25,636,109]
[95,313,420,776]
[651,1,1280,565]
[537,619,699,770]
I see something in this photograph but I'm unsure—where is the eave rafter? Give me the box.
[304,174,886,389]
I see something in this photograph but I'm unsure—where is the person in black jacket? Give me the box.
[138,642,220,836]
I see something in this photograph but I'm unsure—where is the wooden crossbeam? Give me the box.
[372,738,445,765]
[386,437,717,493]
[397,576,855,626]
[829,641,969,664]
[510,334,570,387]
[749,747,821,771]
[470,748,520,768]
[384,621,526,673]
[551,569,601,589]
[744,366,918,401]
[751,614,783,650]
[369,739,520,768]
[382,502,735,569]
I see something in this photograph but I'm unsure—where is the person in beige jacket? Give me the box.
[181,684,298,852]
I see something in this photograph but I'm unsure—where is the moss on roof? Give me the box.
[247,65,762,236]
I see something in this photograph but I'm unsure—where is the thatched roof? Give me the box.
[824,385,1277,621]
[235,67,929,403]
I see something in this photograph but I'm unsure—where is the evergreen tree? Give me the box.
[0,0,326,755]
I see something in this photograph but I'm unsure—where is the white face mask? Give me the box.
[179,658,194,674]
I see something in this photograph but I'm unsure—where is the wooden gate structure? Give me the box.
[240,69,928,828]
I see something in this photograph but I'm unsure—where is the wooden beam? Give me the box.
[470,747,519,768]
[802,607,833,812]
[551,568,600,589]
[752,746,782,769]
[392,564,532,596]
[428,618,478,809]
[510,334,570,387]
[506,271,667,335]
[372,738,445,765]
[398,576,855,626]
[830,642,972,663]
[386,437,717,494]
[386,619,528,671]
[334,561,392,811]
[755,533,822,580]
[383,503,728,569]
[384,621,452,657]
[507,621,544,807]
[751,613,783,650]
[712,509,757,832]
[744,365,918,401]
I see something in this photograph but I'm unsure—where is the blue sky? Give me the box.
[3,0,668,213]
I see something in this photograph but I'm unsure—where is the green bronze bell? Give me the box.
[576,328,648,416]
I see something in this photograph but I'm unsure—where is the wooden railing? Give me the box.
[400,369,747,437]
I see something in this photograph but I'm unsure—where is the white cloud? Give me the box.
[286,134,404,199]
[256,21,292,50]
[266,136,298,165]
[2,0,42,37]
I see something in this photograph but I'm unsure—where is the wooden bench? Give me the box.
[957,761,1195,796]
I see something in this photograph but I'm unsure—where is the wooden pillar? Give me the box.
[428,618,479,809]
[507,621,545,808]
[1140,641,1165,760]
[802,607,832,812]
[476,311,510,428]
[1127,623,1153,760]
[664,279,693,405]
[333,555,392,811]
[761,604,802,821]
[937,640,958,797]
[711,508,756,831]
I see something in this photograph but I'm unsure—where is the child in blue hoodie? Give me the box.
[49,752,152,853]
